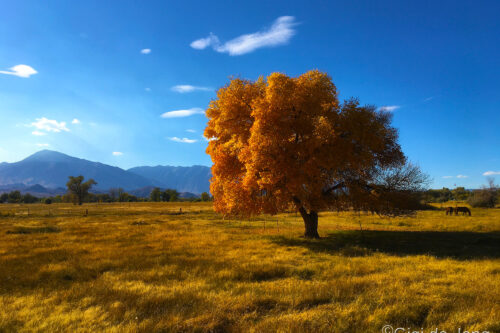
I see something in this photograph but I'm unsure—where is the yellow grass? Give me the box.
[0,202,499,332]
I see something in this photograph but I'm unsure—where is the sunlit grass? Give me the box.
[0,202,499,332]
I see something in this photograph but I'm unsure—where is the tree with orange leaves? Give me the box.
[205,70,427,238]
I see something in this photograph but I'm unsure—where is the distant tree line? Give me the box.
[0,191,39,204]
[1,176,213,204]
[422,187,471,203]
[2,179,497,208]
[422,178,499,208]
[149,187,212,202]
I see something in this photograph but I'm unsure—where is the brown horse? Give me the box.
[455,207,471,216]
[445,207,454,215]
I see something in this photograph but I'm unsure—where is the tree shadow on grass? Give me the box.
[271,230,500,260]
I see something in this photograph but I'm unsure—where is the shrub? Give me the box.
[467,178,498,208]
[467,189,497,208]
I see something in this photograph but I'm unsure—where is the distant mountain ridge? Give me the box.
[0,183,66,197]
[128,165,211,194]
[0,150,211,194]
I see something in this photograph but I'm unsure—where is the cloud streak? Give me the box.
[190,16,297,56]
[483,171,500,176]
[169,137,197,143]
[112,151,123,156]
[378,105,400,112]
[171,85,212,93]
[161,108,205,118]
[140,48,151,54]
[0,64,37,78]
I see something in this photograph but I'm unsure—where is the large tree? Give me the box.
[66,176,97,205]
[204,70,427,238]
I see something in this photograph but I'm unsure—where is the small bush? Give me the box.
[467,189,497,208]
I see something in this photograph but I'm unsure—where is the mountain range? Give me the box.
[0,150,211,195]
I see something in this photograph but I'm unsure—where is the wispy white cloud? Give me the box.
[145,87,151,92]
[424,97,434,102]
[0,64,38,78]
[483,171,500,176]
[140,48,151,54]
[30,117,69,133]
[186,129,196,133]
[112,151,123,156]
[36,143,50,147]
[443,174,470,179]
[32,131,47,136]
[169,137,197,143]
[190,16,297,56]
[171,85,212,93]
[191,33,220,50]
[378,105,400,112]
[72,118,81,124]
[161,107,205,118]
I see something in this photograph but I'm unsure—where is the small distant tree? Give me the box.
[201,192,211,201]
[0,193,8,203]
[21,193,38,204]
[150,187,162,202]
[467,178,498,208]
[437,188,453,203]
[166,189,179,202]
[118,188,129,202]
[96,194,112,203]
[7,191,21,203]
[87,193,98,203]
[109,188,118,202]
[66,176,97,205]
[44,198,53,204]
[160,190,170,202]
[452,187,469,201]
[422,189,440,203]
[127,194,138,202]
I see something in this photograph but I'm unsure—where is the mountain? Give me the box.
[0,150,154,191]
[0,183,67,197]
[24,184,49,193]
[128,165,211,194]
[0,150,212,194]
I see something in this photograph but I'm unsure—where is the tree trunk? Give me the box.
[292,196,320,239]
[299,208,320,239]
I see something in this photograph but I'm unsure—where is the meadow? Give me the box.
[0,202,499,332]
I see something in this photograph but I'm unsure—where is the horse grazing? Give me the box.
[445,207,454,215]
[455,207,471,216]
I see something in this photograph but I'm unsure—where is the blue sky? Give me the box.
[0,0,499,188]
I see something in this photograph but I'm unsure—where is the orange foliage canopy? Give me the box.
[205,70,410,237]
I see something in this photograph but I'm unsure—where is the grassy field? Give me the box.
[0,202,499,332]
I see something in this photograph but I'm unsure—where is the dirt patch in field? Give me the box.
[6,226,61,234]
